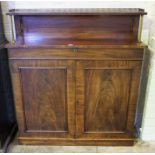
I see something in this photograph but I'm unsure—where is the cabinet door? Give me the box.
[76,60,142,139]
[10,59,75,139]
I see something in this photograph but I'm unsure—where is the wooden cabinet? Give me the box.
[7,8,147,145]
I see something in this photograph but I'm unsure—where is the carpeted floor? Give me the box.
[7,139,155,153]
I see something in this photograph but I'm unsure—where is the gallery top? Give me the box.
[6,8,147,48]
[7,8,147,15]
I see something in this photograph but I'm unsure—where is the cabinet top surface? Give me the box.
[7,8,147,15]
[6,42,146,49]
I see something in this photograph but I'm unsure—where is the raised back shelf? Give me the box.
[7,8,146,47]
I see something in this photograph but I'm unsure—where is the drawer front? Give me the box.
[8,48,144,60]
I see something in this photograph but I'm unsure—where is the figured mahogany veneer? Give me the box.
[7,8,147,146]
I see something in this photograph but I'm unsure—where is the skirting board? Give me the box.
[18,137,135,146]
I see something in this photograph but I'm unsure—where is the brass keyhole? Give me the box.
[73,48,78,52]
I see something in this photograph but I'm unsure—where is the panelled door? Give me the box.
[75,60,142,139]
[10,59,75,139]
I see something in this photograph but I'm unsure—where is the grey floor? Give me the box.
[7,139,155,153]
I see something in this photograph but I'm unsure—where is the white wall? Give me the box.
[1,1,155,141]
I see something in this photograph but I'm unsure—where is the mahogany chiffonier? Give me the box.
[6,8,147,146]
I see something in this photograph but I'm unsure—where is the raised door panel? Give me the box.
[10,60,75,138]
[76,60,142,139]
[84,69,130,132]
[21,68,67,132]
